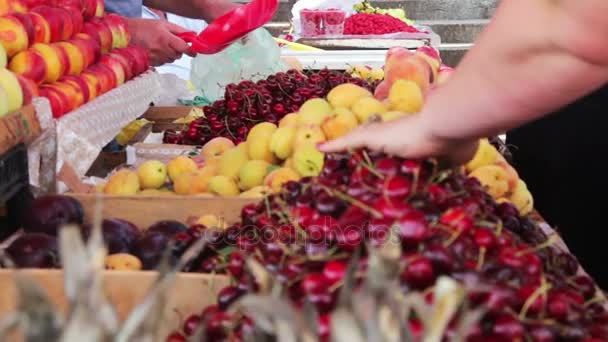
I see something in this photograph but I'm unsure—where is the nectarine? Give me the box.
[79,72,99,100]
[8,49,47,84]
[81,19,111,53]
[15,74,39,105]
[31,43,65,82]
[27,12,50,43]
[55,41,84,75]
[72,34,100,66]
[60,75,90,103]
[40,84,68,117]
[31,6,64,42]
[0,14,29,56]
[99,54,125,85]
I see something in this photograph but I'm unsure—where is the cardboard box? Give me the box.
[68,193,259,228]
[0,105,41,155]
[0,269,228,340]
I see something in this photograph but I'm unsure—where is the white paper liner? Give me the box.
[56,70,162,192]
[27,97,56,193]
[152,73,194,106]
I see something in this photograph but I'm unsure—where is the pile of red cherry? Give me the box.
[162,69,378,146]
[166,150,608,341]
[343,13,421,35]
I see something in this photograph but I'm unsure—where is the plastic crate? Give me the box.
[0,144,29,203]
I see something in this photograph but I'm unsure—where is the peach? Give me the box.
[385,54,432,93]
[8,49,47,84]
[415,46,441,79]
[385,46,413,61]
[31,43,64,82]
[373,80,390,100]
[83,64,116,94]
[62,6,84,37]
[60,75,90,103]
[112,48,139,78]
[54,80,83,110]
[494,159,520,194]
[40,84,68,117]
[123,45,150,75]
[106,51,133,81]
[72,33,100,66]
[201,137,235,160]
[81,19,112,53]
[0,14,29,56]
[31,6,64,42]
[99,54,126,85]
[20,0,47,8]
[27,12,50,43]
[0,69,23,112]
[94,0,103,17]
[103,14,130,48]
[11,13,34,43]
[52,0,82,12]
[79,72,100,100]
[9,0,27,13]
[55,41,84,75]
[81,0,97,19]
[16,74,39,105]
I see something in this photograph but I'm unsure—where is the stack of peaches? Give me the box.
[0,0,150,118]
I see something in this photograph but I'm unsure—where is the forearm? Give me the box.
[421,0,608,143]
[144,0,238,22]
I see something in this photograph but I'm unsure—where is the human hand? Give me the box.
[318,114,479,165]
[126,18,195,66]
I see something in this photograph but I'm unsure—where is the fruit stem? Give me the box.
[519,276,551,320]
[515,235,559,257]
[476,247,486,272]
[361,150,385,179]
[322,186,383,219]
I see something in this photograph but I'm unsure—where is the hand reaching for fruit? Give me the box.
[319,114,480,166]
[125,18,194,66]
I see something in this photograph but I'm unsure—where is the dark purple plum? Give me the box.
[132,232,171,270]
[5,233,58,268]
[22,195,84,235]
[80,218,142,254]
[147,220,188,236]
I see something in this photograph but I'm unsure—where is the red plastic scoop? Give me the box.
[177,0,279,54]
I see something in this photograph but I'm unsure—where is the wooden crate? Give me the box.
[143,106,199,133]
[68,193,259,228]
[0,269,228,340]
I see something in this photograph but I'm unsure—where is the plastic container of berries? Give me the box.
[300,9,346,37]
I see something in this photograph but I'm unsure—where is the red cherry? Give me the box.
[227,252,245,278]
[547,295,569,321]
[182,314,200,336]
[517,285,545,315]
[318,314,331,342]
[217,285,244,311]
[322,260,347,286]
[396,210,429,245]
[400,159,421,175]
[373,197,414,219]
[439,207,473,233]
[291,206,318,228]
[301,273,328,295]
[473,228,496,248]
[498,247,526,268]
[402,256,435,289]
[334,225,363,252]
[529,325,556,342]
[375,157,399,176]
[492,314,524,341]
[383,176,411,198]
[166,331,186,342]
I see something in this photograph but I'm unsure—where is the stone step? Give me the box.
[242,0,500,22]
[417,19,488,43]
[264,19,489,44]
[437,43,472,67]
